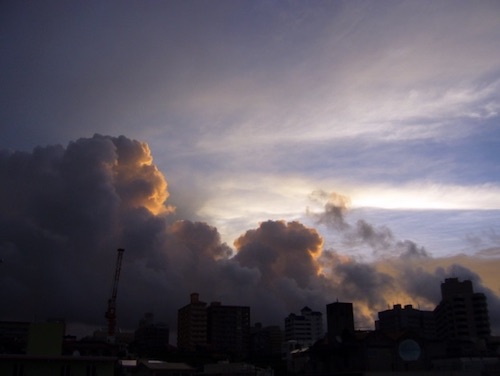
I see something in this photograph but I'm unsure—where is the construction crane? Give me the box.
[105,248,124,339]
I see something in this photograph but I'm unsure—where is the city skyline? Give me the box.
[1,1,500,337]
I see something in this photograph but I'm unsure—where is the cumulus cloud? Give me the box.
[0,135,174,324]
[234,220,323,288]
[1,137,499,338]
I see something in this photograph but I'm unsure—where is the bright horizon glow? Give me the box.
[197,178,500,224]
[350,183,500,210]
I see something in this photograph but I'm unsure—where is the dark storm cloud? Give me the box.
[232,221,400,328]
[0,136,329,329]
[335,261,394,310]
[1,140,395,329]
[230,220,332,320]
[0,134,264,329]
[1,138,499,336]
[396,265,443,304]
[234,220,322,288]
[0,135,249,329]
[0,135,173,324]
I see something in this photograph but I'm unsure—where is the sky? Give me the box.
[1,0,500,337]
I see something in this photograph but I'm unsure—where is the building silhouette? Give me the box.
[0,321,30,354]
[326,301,354,342]
[207,301,250,360]
[376,304,436,338]
[0,321,116,376]
[177,293,208,352]
[250,323,283,359]
[177,293,250,360]
[434,278,491,341]
[134,313,170,357]
[284,306,323,348]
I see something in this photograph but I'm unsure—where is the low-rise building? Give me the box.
[376,304,436,339]
[0,321,116,376]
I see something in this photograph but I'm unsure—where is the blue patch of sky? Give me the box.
[446,118,500,185]
[348,208,500,257]
[243,121,500,187]
[303,206,500,258]
[247,137,450,183]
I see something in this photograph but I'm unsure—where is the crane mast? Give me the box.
[105,248,124,338]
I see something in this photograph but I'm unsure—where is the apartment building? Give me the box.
[284,306,323,347]
[376,304,436,338]
[177,293,208,352]
[434,278,491,340]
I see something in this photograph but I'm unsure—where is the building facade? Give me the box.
[250,323,283,359]
[284,306,323,347]
[0,321,30,354]
[177,293,208,352]
[177,294,251,359]
[0,321,115,376]
[434,278,491,340]
[326,301,354,342]
[376,304,436,338]
[207,302,251,359]
[134,313,169,357]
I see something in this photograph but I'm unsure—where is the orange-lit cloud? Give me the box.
[112,136,174,216]
[234,220,323,289]
[1,137,499,337]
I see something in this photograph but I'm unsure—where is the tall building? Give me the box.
[284,306,323,347]
[250,323,283,359]
[326,301,354,342]
[177,293,208,352]
[207,302,251,359]
[434,278,491,340]
[134,313,169,357]
[177,293,251,359]
[375,304,436,338]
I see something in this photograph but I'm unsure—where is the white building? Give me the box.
[284,306,323,348]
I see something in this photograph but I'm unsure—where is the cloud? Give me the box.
[2,3,499,267]
[234,220,323,289]
[376,258,500,334]
[4,1,499,155]
[0,135,174,323]
[1,137,499,338]
[308,191,351,230]
[309,190,430,259]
